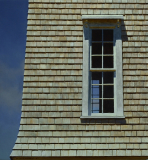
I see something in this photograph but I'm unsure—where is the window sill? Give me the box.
[80,116,125,119]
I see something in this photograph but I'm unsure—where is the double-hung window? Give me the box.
[81,15,124,118]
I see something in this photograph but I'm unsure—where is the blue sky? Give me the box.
[0,0,28,159]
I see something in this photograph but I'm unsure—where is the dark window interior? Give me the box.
[104,43,113,55]
[103,100,114,113]
[92,29,102,41]
[103,56,113,68]
[104,72,114,83]
[92,43,102,55]
[103,30,113,41]
[92,56,102,68]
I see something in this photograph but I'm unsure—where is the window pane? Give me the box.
[92,56,102,68]
[92,99,102,113]
[92,29,102,41]
[103,56,113,68]
[91,85,102,98]
[103,85,114,98]
[103,100,114,113]
[92,43,102,55]
[103,30,113,41]
[92,72,102,84]
[104,43,113,55]
[104,72,114,84]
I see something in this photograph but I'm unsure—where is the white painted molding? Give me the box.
[82,15,124,20]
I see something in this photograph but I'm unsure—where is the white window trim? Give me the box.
[81,15,125,119]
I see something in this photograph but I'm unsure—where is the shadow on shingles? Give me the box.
[81,118,127,124]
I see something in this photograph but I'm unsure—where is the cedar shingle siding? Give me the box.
[10,0,148,159]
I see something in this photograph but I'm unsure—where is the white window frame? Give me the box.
[81,15,125,118]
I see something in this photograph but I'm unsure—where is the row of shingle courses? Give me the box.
[11,0,148,157]
[13,137,148,145]
[20,111,148,117]
[16,130,148,137]
[12,143,148,150]
[11,149,148,157]
[18,123,148,130]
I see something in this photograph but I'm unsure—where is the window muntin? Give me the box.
[90,29,115,114]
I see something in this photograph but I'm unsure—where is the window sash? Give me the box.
[90,29,116,70]
[90,71,115,113]
[90,29,115,114]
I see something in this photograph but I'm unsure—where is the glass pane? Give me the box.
[92,43,102,55]
[104,43,113,55]
[103,56,113,68]
[92,99,102,113]
[91,85,102,98]
[104,72,114,84]
[92,72,102,84]
[92,29,102,41]
[103,30,113,41]
[103,100,114,113]
[92,56,102,68]
[103,85,114,98]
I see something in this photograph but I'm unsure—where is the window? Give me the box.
[81,15,124,118]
